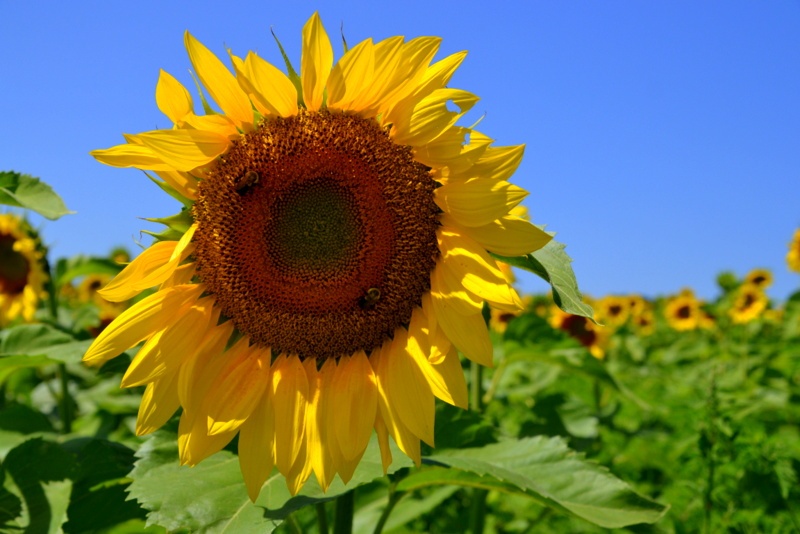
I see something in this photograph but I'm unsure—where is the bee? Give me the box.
[234,170,260,193]
[359,287,381,310]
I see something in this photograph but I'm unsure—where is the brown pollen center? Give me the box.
[193,110,440,360]
[0,234,29,296]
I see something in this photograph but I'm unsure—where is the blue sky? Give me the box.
[1,1,798,301]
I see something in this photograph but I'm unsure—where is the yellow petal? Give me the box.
[430,261,482,316]
[332,351,377,461]
[374,406,393,474]
[232,52,298,118]
[154,170,198,200]
[136,368,180,436]
[121,296,216,387]
[181,113,240,139]
[178,410,236,466]
[375,36,442,113]
[98,240,177,302]
[445,213,552,257]
[156,69,193,124]
[385,329,435,446]
[303,358,336,492]
[326,39,375,112]
[90,143,174,171]
[452,143,525,183]
[301,12,333,111]
[430,297,493,368]
[439,229,522,312]
[356,36,403,113]
[285,436,312,496]
[206,342,271,435]
[435,178,528,228]
[178,319,234,411]
[406,307,468,409]
[392,88,479,147]
[100,225,196,302]
[184,31,253,128]
[238,388,275,502]
[130,129,230,172]
[83,284,204,366]
[271,354,308,476]
[370,343,421,466]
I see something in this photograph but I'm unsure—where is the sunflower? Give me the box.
[728,284,768,324]
[84,13,552,499]
[549,304,606,359]
[788,229,800,273]
[0,214,47,326]
[595,295,630,329]
[663,291,700,331]
[743,268,772,290]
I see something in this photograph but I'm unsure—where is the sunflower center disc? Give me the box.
[194,110,440,360]
[0,234,29,295]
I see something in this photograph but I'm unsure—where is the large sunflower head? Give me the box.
[85,13,552,499]
[0,213,47,326]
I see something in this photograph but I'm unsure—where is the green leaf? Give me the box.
[63,439,147,534]
[128,431,413,533]
[0,467,22,525]
[494,238,594,320]
[422,436,668,528]
[0,170,73,220]
[55,256,124,287]
[353,486,459,534]
[3,438,76,533]
[0,324,92,366]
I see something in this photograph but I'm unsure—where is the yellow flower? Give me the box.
[0,214,47,326]
[788,229,800,273]
[728,284,768,324]
[84,13,552,500]
[595,295,630,329]
[549,305,606,359]
[78,273,111,304]
[744,268,772,290]
[664,291,700,331]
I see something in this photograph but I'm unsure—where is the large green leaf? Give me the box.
[417,436,668,528]
[0,324,92,365]
[0,171,73,220]
[128,431,413,533]
[3,438,76,533]
[494,238,594,320]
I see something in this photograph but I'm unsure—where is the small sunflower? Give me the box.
[631,308,655,336]
[664,291,700,331]
[728,284,768,324]
[595,295,630,329]
[787,229,800,273]
[85,13,552,499]
[0,214,47,326]
[549,304,606,359]
[744,268,772,290]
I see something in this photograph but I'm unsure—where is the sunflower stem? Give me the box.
[373,485,402,534]
[316,502,329,534]
[44,257,73,434]
[333,489,354,534]
[470,362,483,412]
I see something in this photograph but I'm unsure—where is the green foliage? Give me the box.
[0,170,73,220]
[494,238,595,320]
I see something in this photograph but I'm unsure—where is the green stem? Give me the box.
[469,488,488,534]
[470,361,483,413]
[58,364,72,434]
[286,513,302,534]
[373,488,402,534]
[333,490,354,534]
[316,502,329,534]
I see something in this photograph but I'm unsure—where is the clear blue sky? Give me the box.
[2,1,798,301]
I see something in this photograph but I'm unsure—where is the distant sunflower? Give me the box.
[744,268,772,290]
[631,308,655,336]
[729,284,768,324]
[549,305,606,359]
[788,229,800,273]
[596,295,630,329]
[0,214,47,325]
[664,291,700,331]
[85,13,552,499]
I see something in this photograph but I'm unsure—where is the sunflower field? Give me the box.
[1,12,800,534]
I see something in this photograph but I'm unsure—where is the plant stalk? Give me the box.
[333,490,354,534]
[316,502,329,534]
